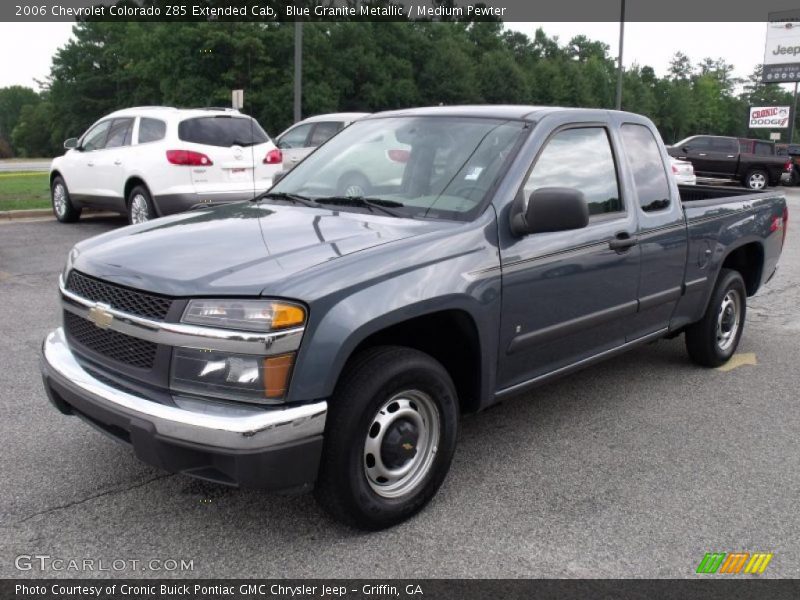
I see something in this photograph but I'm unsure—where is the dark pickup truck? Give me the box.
[41,106,787,530]
[667,134,791,190]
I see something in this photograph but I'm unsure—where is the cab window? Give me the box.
[524,127,622,217]
[81,120,112,151]
[105,118,134,149]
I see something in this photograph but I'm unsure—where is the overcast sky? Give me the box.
[0,21,794,92]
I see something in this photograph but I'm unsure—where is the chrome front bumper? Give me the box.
[41,328,327,452]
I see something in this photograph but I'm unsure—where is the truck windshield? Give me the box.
[269,116,527,221]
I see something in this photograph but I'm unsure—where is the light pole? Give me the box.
[615,0,625,110]
[293,20,303,123]
[790,81,798,144]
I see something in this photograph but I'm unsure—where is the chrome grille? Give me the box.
[64,312,157,370]
[66,271,172,320]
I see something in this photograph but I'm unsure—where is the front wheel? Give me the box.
[685,268,746,367]
[314,346,459,530]
[51,176,81,223]
[744,169,768,191]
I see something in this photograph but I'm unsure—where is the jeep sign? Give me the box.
[749,106,791,128]
[763,11,800,82]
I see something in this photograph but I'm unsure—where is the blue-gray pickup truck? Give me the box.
[41,106,788,529]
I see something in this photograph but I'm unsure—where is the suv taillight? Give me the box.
[166,150,213,166]
[264,149,282,164]
[785,160,793,171]
[386,149,410,163]
[672,164,679,173]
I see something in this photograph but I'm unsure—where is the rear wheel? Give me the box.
[51,176,81,223]
[744,168,768,191]
[685,269,746,367]
[314,346,459,530]
[127,185,155,225]
[337,172,370,197]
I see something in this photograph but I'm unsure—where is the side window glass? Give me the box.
[621,124,671,212]
[138,118,166,143]
[524,127,622,216]
[277,123,313,149]
[81,120,112,151]
[308,122,341,146]
[105,118,134,149]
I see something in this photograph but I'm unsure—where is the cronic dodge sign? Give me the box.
[749,106,792,128]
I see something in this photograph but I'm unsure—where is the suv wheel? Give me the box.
[314,346,459,530]
[128,185,155,224]
[51,176,81,223]
[685,268,746,367]
[337,172,370,197]
[744,169,767,191]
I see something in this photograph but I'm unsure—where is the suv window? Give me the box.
[308,122,342,146]
[621,124,671,212]
[524,127,622,216]
[105,118,134,149]
[138,118,166,143]
[81,120,112,151]
[277,123,313,149]
[178,116,269,147]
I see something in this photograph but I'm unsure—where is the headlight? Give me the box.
[181,299,305,331]
[171,348,295,404]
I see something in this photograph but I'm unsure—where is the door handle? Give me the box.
[727,155,735,158]
[114,159,122,166]
[609,233,638,251]
[87,161,94,167]
[698,153,707,157]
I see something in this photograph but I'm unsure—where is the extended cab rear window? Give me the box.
[178,116,269,147]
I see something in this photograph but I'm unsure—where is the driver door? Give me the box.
[497,122,641,392]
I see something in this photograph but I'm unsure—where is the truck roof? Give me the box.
[368,105,638,122]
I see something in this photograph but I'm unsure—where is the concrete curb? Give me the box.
[0,208,117,221]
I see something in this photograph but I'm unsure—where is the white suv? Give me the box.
[275,112,369,172]
[50,106,282,224]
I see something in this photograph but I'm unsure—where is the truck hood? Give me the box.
[71,202,452,297]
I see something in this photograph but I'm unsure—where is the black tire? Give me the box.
[685,268,747,367]
[743,168,768,191]
[337,172,371,197]
[127,185,155,225]
[51,176,81,223]
[791,168,800,187]
[314,346,459,530]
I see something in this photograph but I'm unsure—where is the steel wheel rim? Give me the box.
[363,390,440,499]
[716,289,741,352]
[749,173,766,190]
[130,194,150,224]
[53,183,66,216]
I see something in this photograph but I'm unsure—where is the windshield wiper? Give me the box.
[254,191,322,209]
[315,196,405,217]
[230,139,258,147]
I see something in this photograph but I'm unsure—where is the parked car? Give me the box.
[42,106,787,530]
[275,112,370,171]
[777,143,800,185]
[49,107,282,225]
[669,156,696,185]
[667,134,791,190]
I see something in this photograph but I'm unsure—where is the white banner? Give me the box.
[749,106,791,128]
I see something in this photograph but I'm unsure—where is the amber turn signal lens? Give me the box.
[270,303,305,329]
[263,353,295,399]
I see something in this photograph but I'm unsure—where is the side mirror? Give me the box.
[270,170,288,186]
[64,137,79,150]
[510,187,589,236]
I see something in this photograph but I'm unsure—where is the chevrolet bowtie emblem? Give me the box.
[87,303,114,329]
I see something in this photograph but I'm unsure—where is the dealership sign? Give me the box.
[763,11,800,82]
[749,106,791,128]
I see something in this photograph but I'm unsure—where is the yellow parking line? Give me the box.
[717,353,757,372]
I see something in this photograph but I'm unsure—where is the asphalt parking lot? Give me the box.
[1,189,799,579]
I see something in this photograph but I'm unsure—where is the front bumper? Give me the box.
[40,328,327,491]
